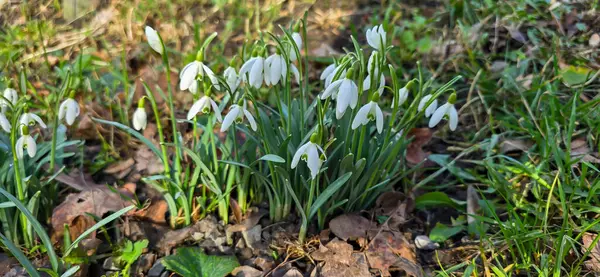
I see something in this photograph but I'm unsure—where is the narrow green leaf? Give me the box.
[92,117,162,159]
[0,187,60,272]
[0,232,40,277]
[308,172,352,219]
[415,192,458,210]
[258,154,285,163]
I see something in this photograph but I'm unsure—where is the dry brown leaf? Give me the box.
[500,138,533,153]
[582,233,600,272]
[466,185,480,229]
[366,231,421,277]
[231,265,263,277]
[227,208,268,233]
[103,158,135,180]
[51,185,135,242]
[375,192,414,230]
[329,214,374,241]
[406,128,432,165]
[311,239,370,277]
[570,138,600,164]
[133,199,169,224]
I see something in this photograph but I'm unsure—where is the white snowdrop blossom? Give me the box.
[418,94,438,118]
[291,134,326,180]
[187,95,222,122]
[224,66,241,93]
[58,98,80,126]
[0,112,10,133]
[220,102,257,132]
[392,86,410,107]
[144,26,164,55]
[2,88,17,109]
[239,56,266,88]
[363,74,385,95]
[429,93,458,131]
[132,107,147,131]
[352,95,384,134]
[320,63,346,88]
[179,60,220,92]
[320,73,358,119]
[264,54,300,86]
[366,25,386,51]
[20,112,46,129]
[288,32,303,61]
[16,130,36,159]
[366,51,381,79]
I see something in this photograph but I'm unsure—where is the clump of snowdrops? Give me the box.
[133,19,461,242]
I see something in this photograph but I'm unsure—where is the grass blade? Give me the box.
[0,232,40,277]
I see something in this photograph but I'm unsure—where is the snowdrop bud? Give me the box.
[0,113,10,133]
[310,132,319,143]
[371,91,380,102]
[132,99,147,131]
[345,68,354,79]
[144,26,164,55]
[448,92,457,104]
[2,88,17,107]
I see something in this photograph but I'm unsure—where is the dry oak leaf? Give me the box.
[366,231,422,277]
[329,214,374,241]
[51,184,135,242]
[582,232,600,272]
[311,238,370,277]
[406,128,432,165]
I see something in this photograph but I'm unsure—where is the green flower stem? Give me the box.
[11,128,30,247]
[299,177,318,243]
[356,125,367,160]
[142,84,171,178]
[158,35,182,185]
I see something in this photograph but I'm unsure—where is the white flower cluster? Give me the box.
[142,24,460,180]
[0,87,80,159]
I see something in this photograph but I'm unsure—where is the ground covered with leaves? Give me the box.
[2,0,600,276]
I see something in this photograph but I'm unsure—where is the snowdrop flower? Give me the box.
[320,63,346,88]
[224,66,241,93]
[179,50,220,92]
[391,83,412,107]
[288,32,302,61]
[20,110,46,129]
[291,133,326,180]
[16,126,36,159]
[187,95,222,122]
[320,70,358,119]
[220,101,257,132]
[144,26,164,55]
[239,53,266,89]
[0,113,10,133]
[2,88,17,109]
[366,24,386,51]
[363,74,385,95]
[132,99,147,131]
[264,53,300,86]
[58,93,80,126]
[418,94,438,118]
[429,93,458,131]
[352,93,384,134]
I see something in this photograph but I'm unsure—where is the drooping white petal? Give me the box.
[58,100,68,121]
[3,88,17,107]
[291,142,310,169]
[425,99,438,117]
[243,109,258,131]
[336,80,352,118]
[270,55,282,85]
[65,99,80,125]
[376,75,385,95]
[145,26,164,55]
[320,64,336,80]
[428,103,449,128]
[363,75,371,91]
[132,107,147,130]
[321,79,342,100]
[224,67,240,93]
[180,62,200,91]
[220,105,240,132]
[306,144,321,179]
[375,104,384,134]
[418,95,432,112]
[249,57,264,88]
[0,113,10,132]
[264,55,274,86]
[187,97,208,120]
[397,87,409,106]
[210,99,222,122]
[352,103,371,129]
[15,136,25,159]
[239,58,257,81]
[26,136,36,158]
[202,64,221,90]
[448,105,458,131]
[349,81,358,109]
[292,32,302,50]
[290,64,300,84]
[30,114,47,128]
